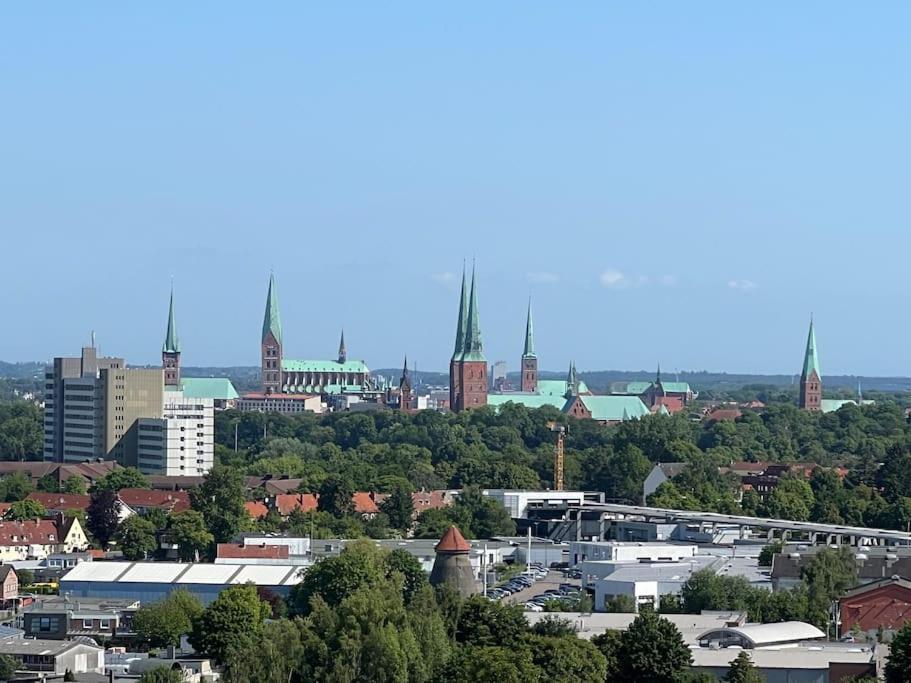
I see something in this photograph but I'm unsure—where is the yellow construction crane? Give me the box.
[547,421,566,491]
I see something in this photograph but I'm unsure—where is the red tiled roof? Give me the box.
[27,493,91,512]
[275,493,318,516]
[436,525,470,552]
[353,492,384,515]
[411,490,452,512]
[706,407,742,422]
[0,520,61,547]
[216,543,290,560]
[244,501,269,520]
[653,396,684,413]
[117,489,190,513]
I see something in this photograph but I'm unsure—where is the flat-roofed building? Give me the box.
[0,637,104,675]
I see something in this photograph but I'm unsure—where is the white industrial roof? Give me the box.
[61,561,306,587]
[692,645,874,669]
[698,621,824,647]
[525,611,747,645]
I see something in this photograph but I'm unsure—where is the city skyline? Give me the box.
[4,4,911,374]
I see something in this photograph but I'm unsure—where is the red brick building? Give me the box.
[841,577,911,637]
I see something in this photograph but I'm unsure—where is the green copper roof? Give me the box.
[262,273,283,345]
[820,399,855,413]
[802,318,820,379]
[162,288,180,354]
[452,266,468,360]
[461,265,485,362]
[522,299,536,358]
[537,379,588,397]
[281,358,369,374]
[179,377,239,400]
[660,381,692,394]
[487,394,566,410]
[566,395,650,422]
[612,381,653,395]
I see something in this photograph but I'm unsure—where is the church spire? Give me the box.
[522,298,536,358]
[802,316,820,379]
[452,265,468,360]
[462,263,485,361]
[656,362,661,385]
[262,273,283,345]
[162,286,180,354]
[338,329,347,363]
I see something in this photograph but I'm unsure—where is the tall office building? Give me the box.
[43,345,123,464]
[137,393,214,476]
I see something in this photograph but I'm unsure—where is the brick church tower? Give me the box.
[261,273,283,394]
[162,286,181,387]
[449,264,488,411]
[799,317,822,411]
[520,299,538,392]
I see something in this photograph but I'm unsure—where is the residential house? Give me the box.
[20,596,139,641]
[642,463,688,503]
[0,566,18,605]
[840,577,911,640]
[0,518,88,561]
[117,488,190,516]
[26,492,91,514]
[0,638,104,675]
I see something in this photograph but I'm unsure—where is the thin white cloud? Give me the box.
[527,271,560,284]
[660,274,678,287]
[599,269,628,288]
[727,279,758,290]
[432,272,455,285]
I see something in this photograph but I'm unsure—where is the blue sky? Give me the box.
[3,3,909,375]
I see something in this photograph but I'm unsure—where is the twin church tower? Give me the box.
[448,265,538,411]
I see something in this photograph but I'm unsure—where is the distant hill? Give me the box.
[0,362,44,380]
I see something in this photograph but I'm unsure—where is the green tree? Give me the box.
[317,474,355,517]
[802,546,857,631]
[724,650,762,683]
[1,471,33,502]
[291,539,386,614]
[86,489,121,549]
[887,623,911,683]
[618,608,692,683]
[133,589,203,648]
[138,667,184,683]
[167,511,214,562]
[61,476,87,494]
[379,484,414,533]
[384,548,427,605]
[5,499,46,521]
[189,584,270,664]
[36,473,59,493]
[455,596,528,648]
[758,540,783,567]
[440,645,540,683]
[189,467,247,543]
[0,653,17,680]
[604,594,636,613]
[528,634,607,683]
[764,476,815,521]
[116,515,158,560]
[92,467,149,492]
[591,630,623,681]
[530,615,576,637]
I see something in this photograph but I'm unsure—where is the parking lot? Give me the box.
[484,564,583,611]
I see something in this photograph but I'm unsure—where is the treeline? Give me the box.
[215,401,911,517]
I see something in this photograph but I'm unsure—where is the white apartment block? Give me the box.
[136,391,214,476]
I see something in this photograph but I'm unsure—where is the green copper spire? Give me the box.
[462,264,485,362]
[338,329,347,363]
[522,298,536,358]
[262,273,283,345]
[801,317,820,379]
[451,265,468,360]
[162,287,180,353]
[565,361,577,397]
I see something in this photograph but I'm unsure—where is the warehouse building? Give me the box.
[59,561,303,604]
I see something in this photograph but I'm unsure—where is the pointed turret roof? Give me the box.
[162,287,180,353]
[565,362,578,398]
[857,380,863,403]
[451,265,468,361]
[656,362,661,384]
[801,317,820,379]
[262,273,283,345]
[522,298,536,358]
[461,264,485,362]
[400,355,411,390]
[436,525,471,552]
[338,329,347,363]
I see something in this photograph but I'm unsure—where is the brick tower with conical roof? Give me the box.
[261,273,283,394]
[429,525,479,597]
[799,317,822,411]
[162,286,181,387]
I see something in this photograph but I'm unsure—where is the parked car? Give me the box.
[524,602,544,612]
